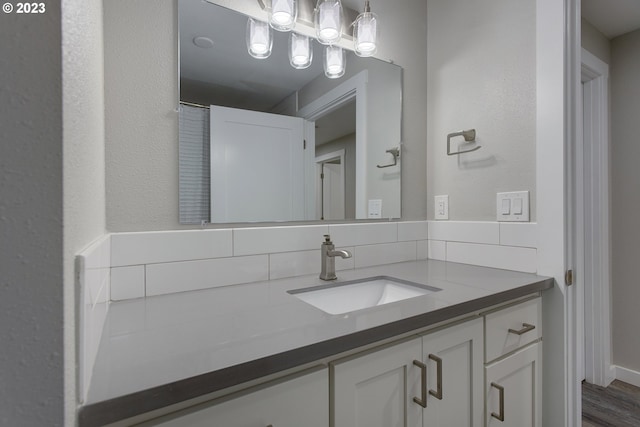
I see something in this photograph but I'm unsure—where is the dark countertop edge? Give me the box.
[78,277,554,426]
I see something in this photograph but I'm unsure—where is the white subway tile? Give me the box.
[111,230,232,267]
[233,225,328,256]
[270,247,355,280]
[398,221,429,241]
[446,242,537,273]
[270,250,319,280]
[427,240,446,261]
[328,223,398,247]
[428,221,499,245]
[417,240,429,260]
[145,255,269,296]
[354,241,417,268]
[111,266,145,301]
[500,223,538,248]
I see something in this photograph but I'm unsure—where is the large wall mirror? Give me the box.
[178,0,402,224]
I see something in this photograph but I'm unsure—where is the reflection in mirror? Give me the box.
[178,0,402,224]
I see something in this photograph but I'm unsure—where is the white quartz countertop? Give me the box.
[80,259,553,426]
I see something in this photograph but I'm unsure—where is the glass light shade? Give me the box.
[323,45,345,78]
[289,33,313,69]
[270,0,296,31]
[354,11,378,57]
[315,0,342,45]
[246,18,273,59]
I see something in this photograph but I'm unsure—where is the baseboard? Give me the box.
[613,365,640,388]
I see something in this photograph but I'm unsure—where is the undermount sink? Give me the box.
[288,276,441,315]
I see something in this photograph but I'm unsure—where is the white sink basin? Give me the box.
[288,276,440,315]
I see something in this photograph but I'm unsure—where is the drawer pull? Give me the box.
[413,360,427,408]
[508,323,535,336]
[428,354,443,400]
[491,382,505,422]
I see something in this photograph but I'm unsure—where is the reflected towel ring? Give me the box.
[377,147,400,168]
[447,129,481,155]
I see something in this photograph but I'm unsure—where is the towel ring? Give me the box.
[447,129,481,155]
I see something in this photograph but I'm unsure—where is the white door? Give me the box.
[318,161,345,220]
[210,105,306,222]
[332,338,423,427]
[421,318,484,427]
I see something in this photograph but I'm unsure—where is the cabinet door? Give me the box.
[485,342,542,427]
[145,368,328,427]
[421,318,484,427]
[332,337,423,427]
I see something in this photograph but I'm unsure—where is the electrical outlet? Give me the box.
[497,191,529,222]
[435,195,449,220]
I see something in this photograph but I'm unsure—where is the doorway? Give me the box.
[315,150,346,220]
[576,48,613,387]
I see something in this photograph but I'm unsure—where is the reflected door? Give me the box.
[210,106,306,222]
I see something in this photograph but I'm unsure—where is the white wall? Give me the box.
[62,0,107,419]
[426,0,537,221]
[582,18,611,64]
[610,28,640,375]
[103,0,427,231]
[0,5,64,425]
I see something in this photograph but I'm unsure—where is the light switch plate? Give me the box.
[497,191,529,222]
[368,199,382,218]
[435,195,449,220]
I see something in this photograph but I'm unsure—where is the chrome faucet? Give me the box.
[320,234,352,281]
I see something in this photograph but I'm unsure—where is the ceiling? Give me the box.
[582,0,640,39]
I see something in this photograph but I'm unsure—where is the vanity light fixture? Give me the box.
[324,44,345,78]
[315,0,343,45]
[270,0,297,31]
[246,17,273,59]
[353,1,377,57]
[289,32,313,69]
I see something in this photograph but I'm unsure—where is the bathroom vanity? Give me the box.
[78,259,551,426]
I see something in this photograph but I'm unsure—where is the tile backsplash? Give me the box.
[76,219,537,401]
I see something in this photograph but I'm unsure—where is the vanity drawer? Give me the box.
[485,298,541,362]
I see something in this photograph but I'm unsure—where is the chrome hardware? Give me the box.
[446,129,481,156]
[413,360,427,408]
[508,323,536,336]
[377,147,400,168]
[428,354,443,400]
[491,382,505,421]
[319,235,352,281]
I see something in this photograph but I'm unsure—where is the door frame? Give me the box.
[315,149,346,220]
[297,71,368,218]
[579,48,613,387]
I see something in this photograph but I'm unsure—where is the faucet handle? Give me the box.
[323,234,332,243]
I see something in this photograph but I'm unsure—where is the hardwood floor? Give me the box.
[582,380,640,427]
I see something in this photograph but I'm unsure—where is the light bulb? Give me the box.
[324,45,345,78]
[246,18,273,59]
[270,0,296,31]
[289,33,313,69]
[354,6,378,57]
[315,0,342,45]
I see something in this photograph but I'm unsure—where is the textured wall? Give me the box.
[62,0,107,419]
[610,28,640,374]
[104,0,179,231]
[426,0,537,221]
[104,0,427,231]
[0,5,64,426]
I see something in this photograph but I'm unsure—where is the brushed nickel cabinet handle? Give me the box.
[508,323,536,335]
[413,360,427,408]
[428,354,443,400]
[491,382,505,422]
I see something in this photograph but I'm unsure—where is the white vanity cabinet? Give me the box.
[484,298,543,427]
[144,368,328,427]
[331,318,484,427]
